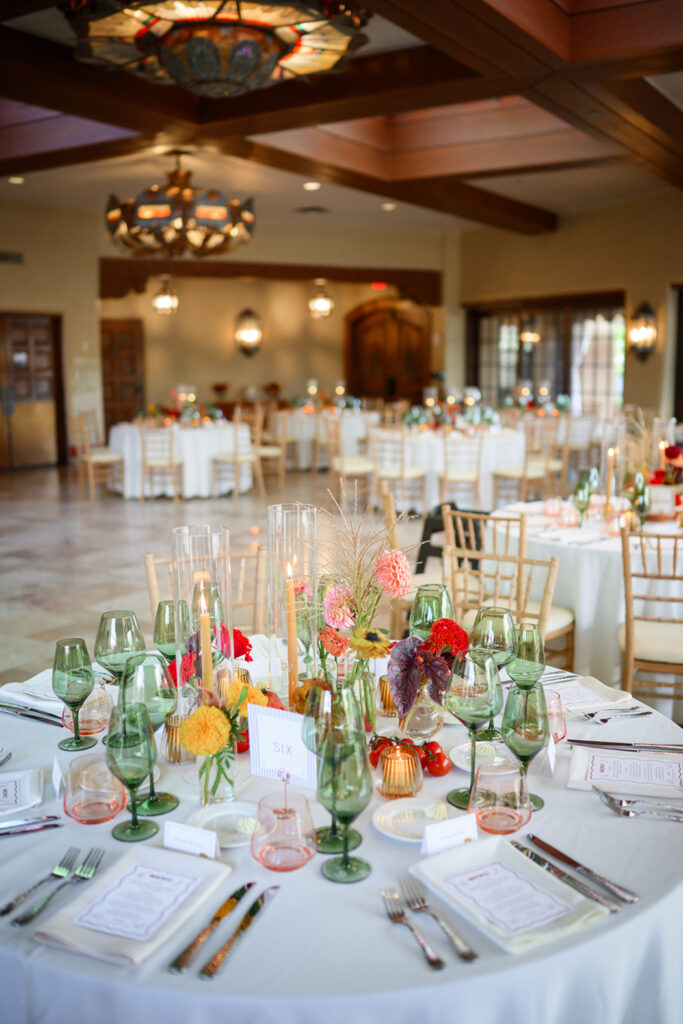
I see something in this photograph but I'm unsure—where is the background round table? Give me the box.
[269,409,380,470]
[108,422,253,500]
[1,693,682,1024]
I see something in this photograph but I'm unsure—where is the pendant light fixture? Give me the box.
[151,276,179,315]
[235,308,262,357]
[308,278,334,320]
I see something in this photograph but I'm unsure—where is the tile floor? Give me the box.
[0,467,424,685]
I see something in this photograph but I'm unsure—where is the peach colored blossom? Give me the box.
[323,584,354,630]
[375,550,413,599]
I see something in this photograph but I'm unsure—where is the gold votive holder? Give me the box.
[161,715,196,766]
[376,674,397,718]
[378,744,423,800]
[215,665,252,704]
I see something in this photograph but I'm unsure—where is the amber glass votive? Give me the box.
[376,674,397,718]
[379,744,423,800]
[216,665,251,704]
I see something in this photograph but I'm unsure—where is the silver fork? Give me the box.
[399,875,477,963]
[380,889,445,970]
[13,847,105,927]
[593,788,683,822]
[0,847,80,917]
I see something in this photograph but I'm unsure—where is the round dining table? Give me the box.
[108,422,253,500]
[1,683,682,1024]
[269,409,381,470]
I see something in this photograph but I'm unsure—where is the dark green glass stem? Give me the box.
[468,726,477,795]
[128,784,139,830]
[329,815,339,838]
[341,823,350,871]
[72,707,82,744]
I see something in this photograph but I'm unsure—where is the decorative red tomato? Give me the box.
[426,751,451,777]
[369,738,393,768]
[423,741,443,757]
[264,691,286,710]
[236,733,249,754]
[416,746,429,770]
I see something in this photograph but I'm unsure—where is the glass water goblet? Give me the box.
[409,584,454,640]
[468,763,532,835]
[545,689,567,743]
[317,731,373,883]
[469,606,517,739]
[250,790,317,872]
[507,622,545,690]
[573,481,591,527]
[63,752,126,825]
[153,600,190,664]
[501,682,549,811]
[52,638,97,751]
[94,610,146,685]
[444,654,502,809]
[120,652,178,815]
[105,702,158,842]
[303,683,363,854]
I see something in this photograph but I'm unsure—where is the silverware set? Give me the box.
[512,834,638,909]
[0,747,12,768]
[11,847,105,927]
[0,846,79,916]
[168,882,278,979]
[0,816,63,839]
[0,701,63,727]
[576,705,653,724]
[381,878,477,967]
[592,786,683,822]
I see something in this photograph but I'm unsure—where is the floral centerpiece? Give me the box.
[179,698,243,806]
[168,626,252,686]
[388,618,468,738]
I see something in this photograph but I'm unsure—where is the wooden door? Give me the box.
[0,314,65,469]
[100,319,145,433]
[345,300,430,403]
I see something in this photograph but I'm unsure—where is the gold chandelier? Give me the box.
[64,1,370,99]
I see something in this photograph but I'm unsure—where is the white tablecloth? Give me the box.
[269,410,380,470]
[109,422,253,500]
[1,683,682,1024]
[493,502,683,685]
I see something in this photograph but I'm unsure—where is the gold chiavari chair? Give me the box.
[369,427,427,513]
[438,429,483,508]
[139,424,183,503]
[311,410,332,472]
[70,414,124,501]
[212,407,266,498]
[492,414,560,506]
[327,414,373,502]
[619,529,683,700]
[381,483,443,638]
[382,400,410,426]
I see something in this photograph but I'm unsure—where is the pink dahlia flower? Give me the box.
[376,550,413,599]
[323,584,355,630]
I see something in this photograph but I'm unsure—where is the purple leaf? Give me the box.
[388,636,422,717]
[424,652,451,707]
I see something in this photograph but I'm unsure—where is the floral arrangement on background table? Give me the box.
[388,618,468,734]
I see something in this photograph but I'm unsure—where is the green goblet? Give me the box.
[94,609,145,685]
[52,638,97,751]
[573,481,590,527]
[317,730,373,883]
[105,702,158,842]
[507,622,545,690]
[469,606,517,739]
[120,652,178,815]
[444,654,502,809]
[501,682,549,811]
[153,600,190,665]
[409,584,454,641]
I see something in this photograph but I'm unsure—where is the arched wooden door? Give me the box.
[345,299,431,403]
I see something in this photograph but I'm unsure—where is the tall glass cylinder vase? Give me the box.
[266,504,318,708]
[170,526,233,762]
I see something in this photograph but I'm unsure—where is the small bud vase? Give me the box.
[399,687,444,741]
[197,738,236,806]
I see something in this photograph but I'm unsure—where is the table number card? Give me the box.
[247,704,318,790]
[421,813,478,856]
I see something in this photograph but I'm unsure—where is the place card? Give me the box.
[52,756,64,797]
[74,864,202,942]
[421,812,477,856]
[247,704,318,790]
[163,820,218,860]
[443,861,571,935]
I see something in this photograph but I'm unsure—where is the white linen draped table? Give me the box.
[108,422,252,499]
[1,690,682,1024]
[392,427,524,513]
[492,502,683,685]
[269,409,380,470]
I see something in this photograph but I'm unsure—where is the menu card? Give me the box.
[0,769,42,815]
[568,746,683,798]
[444,861,571,934]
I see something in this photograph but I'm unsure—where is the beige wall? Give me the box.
[457,191,683,413]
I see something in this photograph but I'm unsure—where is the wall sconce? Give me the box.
[152,276,179,316]
[520,316,540,346]
[234,308,262,357]
[308,278,334,319]
[628,302,657,361]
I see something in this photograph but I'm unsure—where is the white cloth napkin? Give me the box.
[33,848,232,968]
[0,769,43,816]
[411,838,608,954]
[1,666,112,715]
[550,676,632,714]
[567,746,683,799]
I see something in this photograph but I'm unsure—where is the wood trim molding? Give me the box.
[462,289,625,313]
[99,257,442,306]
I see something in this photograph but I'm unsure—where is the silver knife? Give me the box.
[0,823,63,838]
[511,842,622,913]
[199,887,279,979]
[0,816,60,831]
[567,739,683,754]
[0,705,63,727]
[168,882,256,973]
[526,834,638,904]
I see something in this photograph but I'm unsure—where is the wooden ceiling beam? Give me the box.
[0,26,199,133]
[0,1,54,20]
[0,134,159,177]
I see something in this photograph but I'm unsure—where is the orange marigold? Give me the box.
[179,705,232,757]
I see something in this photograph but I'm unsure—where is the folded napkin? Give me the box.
[567,746,683,799]
[1,666,112,716]
[33,847,232,968]
[411,837,608,954]
[537,527,605,545]
[550,676,631,714]
[0,769,43,816]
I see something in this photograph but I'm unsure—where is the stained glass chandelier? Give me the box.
[105,154,254,256]
[63,2,370,99]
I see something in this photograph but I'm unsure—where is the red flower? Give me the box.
[425,618,469,658]
[676,493,682,507]
[650,470,666,484]
[665,445,681,460]
[167,652,196,687]
[216,624,253,662]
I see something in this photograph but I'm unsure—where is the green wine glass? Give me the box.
[303,683,363,854]
[409,584,454,641]
[501,682,549,811]
[573,481,590,527]
[52,638,97,751]
[105,702,158,842]
[120,652,178,816]
[631,478,651,530]
[578,467,600,495]
[444,654,502,809]
[153,600,190,665]
[507,622,545,690]
[317,730,373,883]
[469,606,517,739]
[94,610,146,685]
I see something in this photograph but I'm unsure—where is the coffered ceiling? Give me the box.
[0,1,681,235]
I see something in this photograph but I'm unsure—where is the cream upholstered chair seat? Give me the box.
[524,599,574,633]
[145,455,183,468]
[441,467,478,482]
[89,450,124,465]
[255,443,283,457]
[378,464,425,481]
[617,621,683,665]
[214,449,257,464]
[331,454,373,474]
[494,459,546,481]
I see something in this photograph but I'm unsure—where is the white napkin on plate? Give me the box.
[1,666,112,715]
[550,676,631,714]
[33,847,232,968]
[567,745,683,798]
[0,769,43,816]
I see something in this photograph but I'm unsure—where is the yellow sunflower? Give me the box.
[179,705,231,757]
[348,627,392,659]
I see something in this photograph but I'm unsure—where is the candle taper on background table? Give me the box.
[659,440,666,470]
[286,564,299,707]
[200,611,214,692]
[605,447,615,511]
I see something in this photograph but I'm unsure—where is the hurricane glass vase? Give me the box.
[399,686,444,741]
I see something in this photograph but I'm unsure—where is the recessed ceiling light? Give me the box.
[381,202,396,211]
[8,176,24,185]
[303,181,321,191]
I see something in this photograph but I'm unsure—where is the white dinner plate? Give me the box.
[449,741,516,774]
[372,798,452,842]
[186,802,260,848]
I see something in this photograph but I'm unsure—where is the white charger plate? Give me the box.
[372,798,452,842]
[186,802,260,848]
